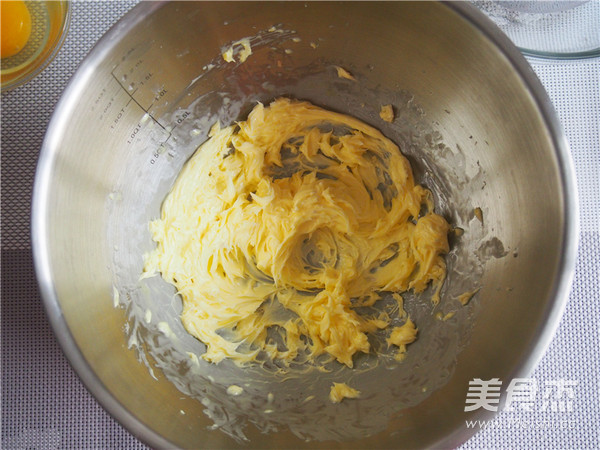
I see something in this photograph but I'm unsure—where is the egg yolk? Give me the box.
[1,0,32,58]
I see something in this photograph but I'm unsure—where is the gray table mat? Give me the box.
[1,2,598,449]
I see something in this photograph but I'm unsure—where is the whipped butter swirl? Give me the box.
[143,98,449,369]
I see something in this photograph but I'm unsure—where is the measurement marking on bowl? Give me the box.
[110,72,169,131]
[105,56,196,165]
[92,73,172,162]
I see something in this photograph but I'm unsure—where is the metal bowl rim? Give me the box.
[30,1,579,448]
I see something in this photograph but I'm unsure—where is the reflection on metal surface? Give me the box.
[32,2,577,448]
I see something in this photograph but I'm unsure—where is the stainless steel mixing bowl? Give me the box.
[32,2,578,448]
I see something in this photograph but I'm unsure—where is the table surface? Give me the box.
[2,2,598,449]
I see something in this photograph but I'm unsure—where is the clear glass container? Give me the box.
[1,1,71,91]
[473,0,600,60]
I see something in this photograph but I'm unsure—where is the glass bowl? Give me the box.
[473,0,600,60]
[1,1,71,91]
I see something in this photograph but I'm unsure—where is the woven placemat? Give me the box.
[2,2,598,448]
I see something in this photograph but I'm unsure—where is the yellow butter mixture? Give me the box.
[329,382,361,403]
[143,98,449,369]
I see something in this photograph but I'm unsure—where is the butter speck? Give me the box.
[474,207,484,224]
[335,66,356,81]
[457,288,480,306]
[329,382,360,403]
[186,352,200,366]
[227,385,244,396]
[157,321,175,338]
[222,38,252,63]
[112,286,119,308]
[379,104,394,123]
